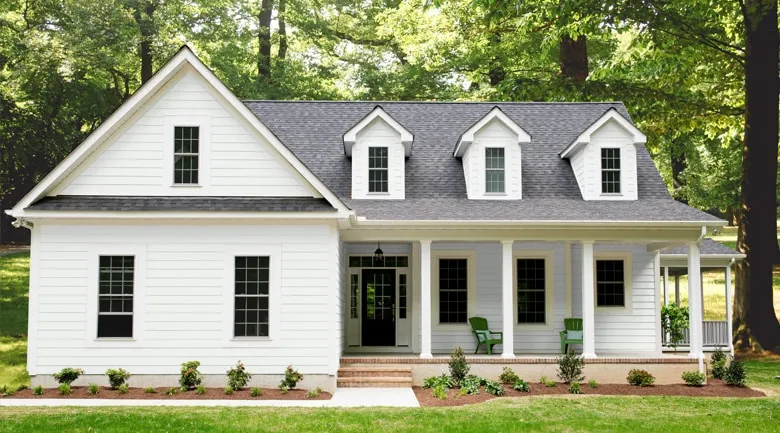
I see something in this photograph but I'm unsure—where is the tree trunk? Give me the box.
[487,33,505,87]
[278,0,287,60]
[257,0,273,79]
[132,1,157,84]
[733,0,780,353]
[559,35,588,81]
[671,140,688,203]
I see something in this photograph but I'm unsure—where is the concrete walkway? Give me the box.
[0,387,420,408]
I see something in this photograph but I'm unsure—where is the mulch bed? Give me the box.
[4,386,331,400]
[414,380,765,407]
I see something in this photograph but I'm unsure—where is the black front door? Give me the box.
[361,269,396,346]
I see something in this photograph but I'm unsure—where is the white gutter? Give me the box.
[351,219,725,228]
[660,253,746,260]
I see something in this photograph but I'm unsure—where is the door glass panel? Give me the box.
[399,274,407,319]
[350,274,359,319]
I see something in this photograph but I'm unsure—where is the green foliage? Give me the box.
[682,371,706,386]
[281,365,303,389]
[179,361,202,390]
[144,387,157,394]
[0,385,11,396]
[87,383,99,395]
[226,361,252,391]
[724,359,746,386]
[15,384,28,392]
[569,382,582,394]
[711,348,728,379]
[661,305,690,350]
[484,380,505,396]
[512,379,530,392]
[117,384,129,394]
[459,375,484,395]
[33,385,43,396]
[166,387,178,396]
[556,348,585,384]
[279,384,289,394]
[499,367,519,384]
[432,384,448,400]
[52,368,84,385]
[105,368,131,390]
[627,369,656,387]
[422,374,454,389]
[250,387,263,397]
[224,386,233,395]
[588,379,599,389]
[196,385,207,395]
[306,387,322,398]
[448,346,470,386]
[57,383,72,395]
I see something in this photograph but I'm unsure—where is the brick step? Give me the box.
[337,366,412,378]
[336,376,413,388]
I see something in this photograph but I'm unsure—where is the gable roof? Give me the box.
[8,46,350,218]
[453,106,531,157]
[343,105,414,156]
[559,108,647,159]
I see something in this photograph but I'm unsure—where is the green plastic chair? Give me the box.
[559,318,583,353]
[469,317,503,355]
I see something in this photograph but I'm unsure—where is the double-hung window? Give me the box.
[97,256,134,338]
[516,258,546,324]
[485,147,505,193]
[174,126,199,184]
[368,146,388,193]
[438,258,468,323]
[596,260,625,307]
[601,148,621,194]
[234,256,270,337]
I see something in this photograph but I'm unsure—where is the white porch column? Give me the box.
[581,241,596,358]
[687,242,704,365]
[725,263,734,355]
[501,241,515,358]
[663,266,669,306]
[674,275,680,306]
[420,240,433,358]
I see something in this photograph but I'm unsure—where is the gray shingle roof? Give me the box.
[244,101,721,222]
[661,238,741,256]
[27,196,335,212]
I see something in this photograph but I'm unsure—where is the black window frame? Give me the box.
[234,256,271,338]
[368,146,389,193]
[438,258,468,324]
[516,258,546,324]
[97,255,134,338]
[600,148,621,194]
[596,259,625,307]
[485,147,506,193]
[174,126,200,185]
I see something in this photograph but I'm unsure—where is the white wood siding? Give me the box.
[31,221,338,376]
[351,118,405,200]
[57,69,315,197]
[569,119,638,201]
[462,119,522,200]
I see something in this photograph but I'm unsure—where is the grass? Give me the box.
[0,252,29,388]
[0,396,778,432]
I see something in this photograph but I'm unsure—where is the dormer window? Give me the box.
[368,147,389,193]
[600,148,621,194]
[174,126,199,184]
[485,147,505,193]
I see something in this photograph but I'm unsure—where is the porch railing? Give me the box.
[662,320,730,347]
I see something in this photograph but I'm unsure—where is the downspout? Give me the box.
[697,225,707,243]
[11,218,33,230]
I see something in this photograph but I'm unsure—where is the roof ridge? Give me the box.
[242,100,626,105]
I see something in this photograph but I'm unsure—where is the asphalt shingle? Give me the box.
[27,196,335,212]
[661,238,741,256]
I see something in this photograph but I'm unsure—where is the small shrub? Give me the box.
[53,367,84,385]
[88,383,99,395]
[681,371,706,386]
[144,387,157,394]
[711,348,728,380]
[569,382,582,394]
[250,387,263,397]
[33,385,43,396]
[58,383,72,395]
[105,368,131,390]
[539,375,549,384]
[459,375,482,395]
[306,387,322,398]
[279,384,289,394]
[484,380,505,396]
[545,379,556,388]
[281,365,303,389]
[512,379,530,392]
[179,361,203,390]
[226,360,252,391]
[423,374,454,389]
[499,367,520,384]
[117,384,129,394]
[448,346,470,386]
[15,384,28,392]
[0,385,11,396]
[196,385,207,395]
[166,387,178,396]
[661,304,690,350]
[627,369,655,387]
[432,384,448,400]
[556,348,585,384]
[224,386,234,395]
[588,379,599,389]
[724,359,746,386]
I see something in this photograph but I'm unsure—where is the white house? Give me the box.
[7,47,738,390]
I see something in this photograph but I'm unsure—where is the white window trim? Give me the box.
[599,146,623,197]
[593,251,633,313]
[86,244,146,346]
[513,250,556,330]
[484,146,506,195]
[223,245,281,346]
[164,116,211,188]
[367,145,390,194]
[431,250,477,330]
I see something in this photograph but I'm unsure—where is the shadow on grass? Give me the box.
[0,336,29,387]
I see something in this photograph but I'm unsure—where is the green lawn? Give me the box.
[0,252,29,388]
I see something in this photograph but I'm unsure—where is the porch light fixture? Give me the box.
[373,242,384,265]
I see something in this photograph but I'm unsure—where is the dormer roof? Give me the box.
[453,106,531,157]
[559,108,647,159]
[343,106,414,156]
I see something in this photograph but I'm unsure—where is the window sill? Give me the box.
[599,193,623,197]
[94,338,135,342]
[367,192,391,196]
[484,192,507,196]
[595,305,631,314]
[230,337,271,342]
[171,184,203,188]
[514,323,553,331]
